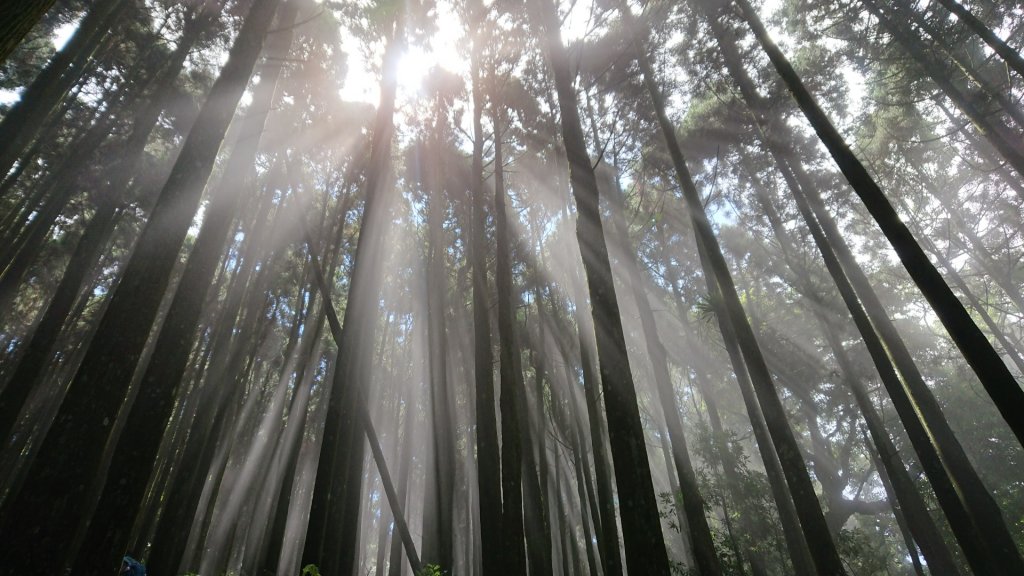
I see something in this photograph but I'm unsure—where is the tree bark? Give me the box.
[303,10,405,575]
[68,4,297,570]
[728,0,1024,451]
[623,4,846,573]
[533,0,672,573]
[933,0,1024,79]
[0,0,127,181]
[0,0,57,65]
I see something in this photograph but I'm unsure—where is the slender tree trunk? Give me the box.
[695,248,818,576]
[303,12,405,576]
[571,245,622,576]
[863,430,926,576]
[304,228,423,575]
[603,162,722,575]
[0,67,206,406]
[146,164,283,575]
[0,0,127,180]
[487,98,529,576]
[933,0,1024,78]
[388,401,414,576]
[423,95,455,573]
[0,0,281,569]
[620,5,846,573]
[466,3,504,574]
[702,9,1014,571]
[69,5,297,570]
[0,0,57,65]
[787,155,1021,572]
[727,0,1024,450]
[533,1,671,573]
[742,157,961,572]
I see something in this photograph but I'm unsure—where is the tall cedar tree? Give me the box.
[0,0,282,571]
[302,7,405,575]
[0,0,57,64]
[68,3,299,571]
[533,0,673,573]
[621,4,849,574]
[727,0,1024,451]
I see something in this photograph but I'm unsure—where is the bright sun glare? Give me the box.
[339,0,592,107]
[339,0,468,106]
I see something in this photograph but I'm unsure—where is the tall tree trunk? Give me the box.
[692,246,817,576]
[488,96,529,576]
[533,1,671,573]
[621,5,846,573]
[303,11,405,576]
[571,249,622,576]
[388,399,414,576]
[0,0,282,570]
[466,3,504,574]
[0,2,218,445]
[422,95,455,573]
[304,230,423,575]
[603,159,722,575]
[862,430,926,576]
[68,5,297,570]
[727,0,1024,451]
[782,153,1014,574]
[0,0,57,65]
[933,0,1024,79]
[742,157,962,573]
[0,0,127,181]
[701,9,1013,572]
[146,162,283,574]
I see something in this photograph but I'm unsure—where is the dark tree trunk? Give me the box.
[0,4,217,315]
[0,0,57,65]
[728,0,1024,451]
[303,11,405,576]
[862,430,926,576]
[0,33,215,434]
[489,96,527,576]
[0,0,127,180]
[146,162,283,575]
[742,155,961,573]
[701,9,1010,572]
[622,4,846,573]
[421,94,455,573]
[304,231,423,576]
[533,1,671,573]
[693,245,817,576]
[933,0,1024,78]
[466,4,504,574]
[68,4,297,570]
[602,157,722,575]
[782,155,1016,574]
[388,401,414,576]
[0,0,282,570]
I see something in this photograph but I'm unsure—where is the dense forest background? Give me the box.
[0,0,1022,574]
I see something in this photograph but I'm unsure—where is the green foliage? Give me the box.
[301,564,321,576]
[416,563,444,576]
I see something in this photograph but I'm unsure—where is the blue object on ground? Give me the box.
[121,556,146,576]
